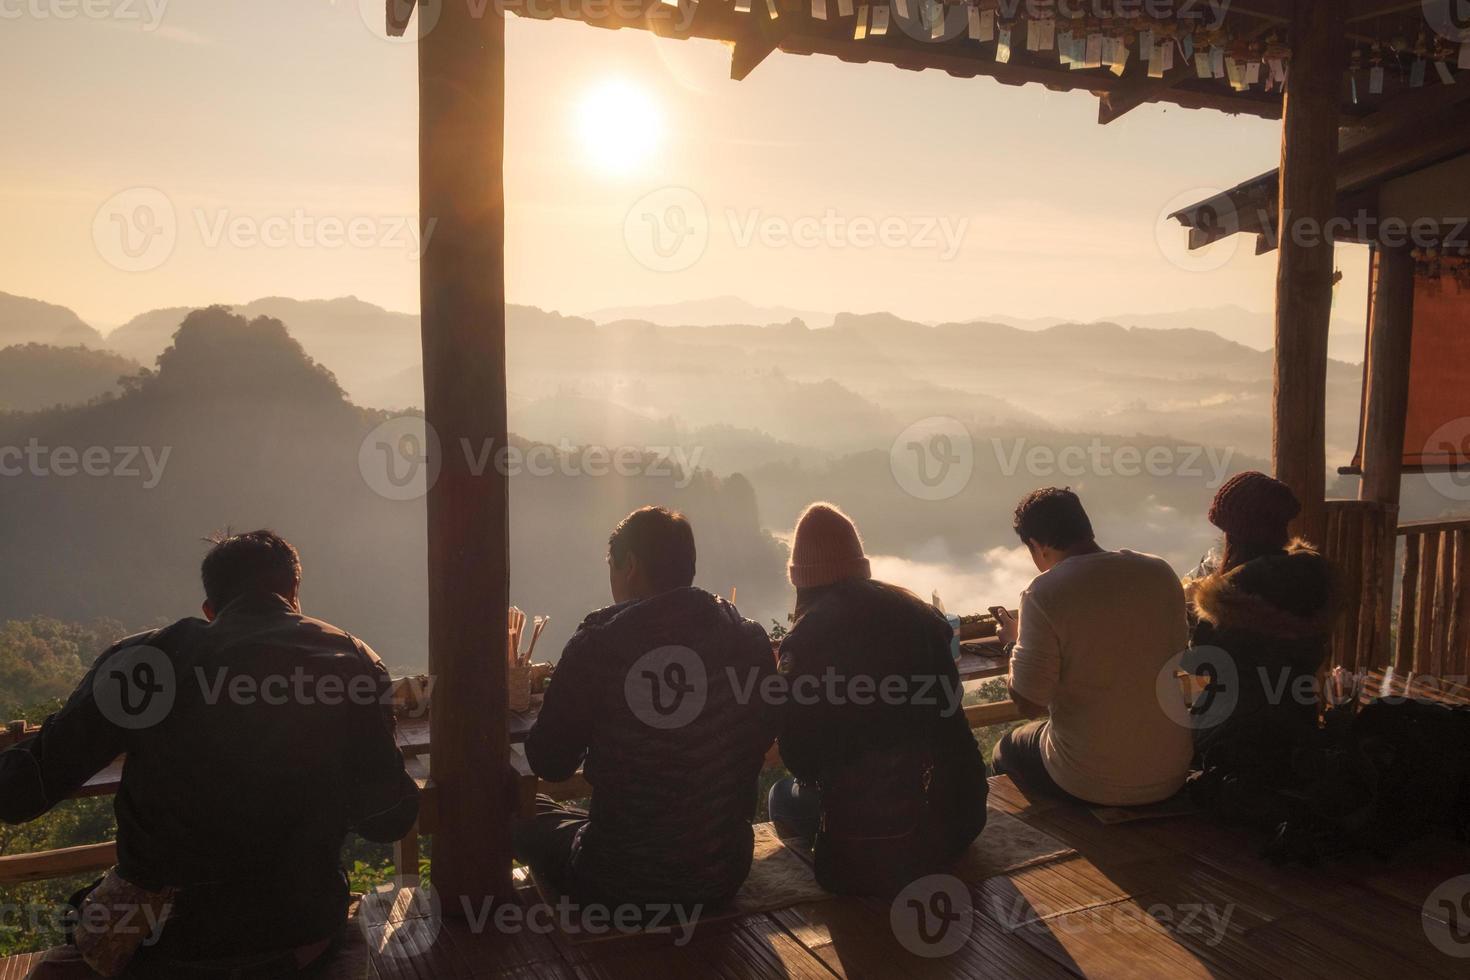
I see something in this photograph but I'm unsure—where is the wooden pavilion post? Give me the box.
[1272,0,1345,546]
[419,0,513,910]
[1359,245,1416,665]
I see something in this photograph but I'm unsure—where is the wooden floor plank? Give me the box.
[1004,900,1218,980]
[769,894,1074,979]
[567,915,834,980]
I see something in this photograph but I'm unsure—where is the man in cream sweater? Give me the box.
[992,488,1193,806]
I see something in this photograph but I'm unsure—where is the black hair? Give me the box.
[1013,488,1095,551]
[608,507,696,592]
[201,529,302,610]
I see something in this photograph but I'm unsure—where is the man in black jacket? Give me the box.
[518,507,775,915]
[0,530,420,977]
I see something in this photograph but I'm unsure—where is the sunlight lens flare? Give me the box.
[576,79,664,176]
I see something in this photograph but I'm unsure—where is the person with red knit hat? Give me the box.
[768,503,988,897]
[1187,472,1334,808]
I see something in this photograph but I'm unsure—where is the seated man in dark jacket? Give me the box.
[0,530,420,978]
[517,507,775,914]
[767,503,988,897]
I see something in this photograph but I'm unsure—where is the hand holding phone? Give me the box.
[990,606,1018,648]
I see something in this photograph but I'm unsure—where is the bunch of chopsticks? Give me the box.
[508,607,548,668]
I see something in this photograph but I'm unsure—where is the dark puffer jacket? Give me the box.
[776,579,988,891]
[1188,541,1334,774]
[525,587,774,907]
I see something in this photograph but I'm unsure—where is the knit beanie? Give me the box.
[1209,471,1300,547]
[788,503,872,589]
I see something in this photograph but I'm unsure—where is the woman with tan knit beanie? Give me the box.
[1187,471,1334,804]
[768,503,988,898]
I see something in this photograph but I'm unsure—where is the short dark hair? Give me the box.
[201,530,302,609]
[1013,488,1095,551]
[608,507,696,591]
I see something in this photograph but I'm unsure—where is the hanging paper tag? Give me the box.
[1271,58,1287,83]
[853,3,868,38]
[1025,16,1040,51]
[1182,34,1193,61]
[1350,74,1359,105]
[1225,57,1244,90]
[1369,65,1385,95]
[1083,34,1101,68]
[767,0,780,18]
[1436,60,1456,85]
[979,8,996,42]
[1058,30,1074,65]
[735,0,751,11]
[1039,19,1056,51]
[1147,42,1165,78]
[929,0,944,40]
[1110,39,1128,76]
[812,0,826,18]
[1159,39,1173,72]
[1245,61,1261,85]
[997,25,1013,64]
[1195,51,1212,79]
[894,0,908,18]
[1212,46,1226,78]
[870,3,888,34]
[838,0,853,17]
[1411,59,1427,88]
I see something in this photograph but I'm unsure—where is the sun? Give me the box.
[576,79,664,176]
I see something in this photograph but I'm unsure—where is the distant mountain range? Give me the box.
[0,291,106,348]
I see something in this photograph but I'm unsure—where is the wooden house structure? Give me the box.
[6,2,1470,977]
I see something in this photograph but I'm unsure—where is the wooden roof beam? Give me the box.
[387,0,417,38]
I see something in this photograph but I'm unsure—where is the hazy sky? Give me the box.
[0,2,1369,331]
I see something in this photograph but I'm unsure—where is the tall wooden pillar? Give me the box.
[1359,245,1416,664]
[420,1,513,910]
[1273,0,1345,545]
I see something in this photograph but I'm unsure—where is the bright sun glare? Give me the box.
[576,79,664,176]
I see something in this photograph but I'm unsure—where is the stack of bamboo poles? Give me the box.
[1323,499,1397,673]
[1394,519,1470,678]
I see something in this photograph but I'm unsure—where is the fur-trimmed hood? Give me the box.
[1190,540,1334,639]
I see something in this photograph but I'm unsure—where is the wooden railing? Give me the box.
[1323,503,1470,679]
[1394,518,1470,678]
[1,700,1024,887]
